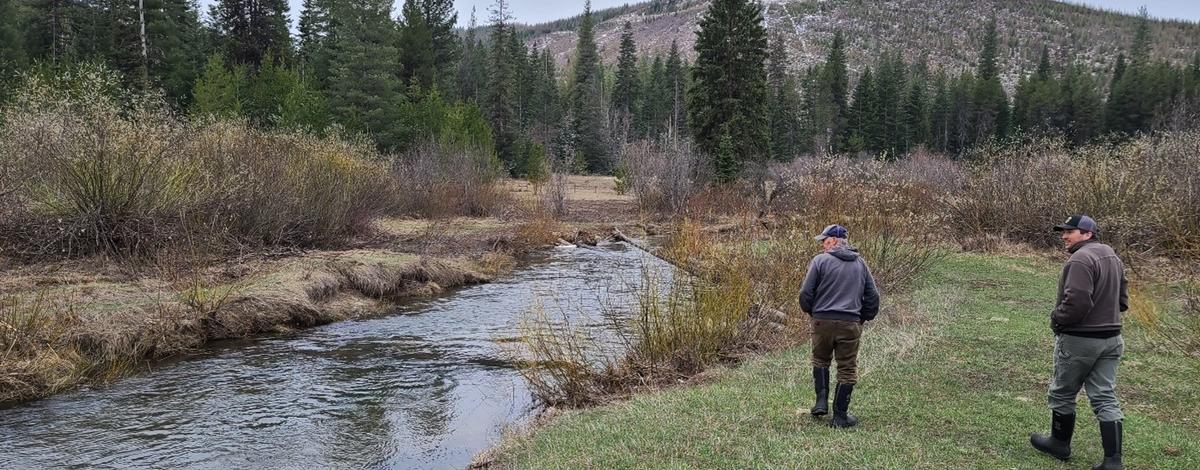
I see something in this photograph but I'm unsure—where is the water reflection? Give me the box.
[0,243,664,469]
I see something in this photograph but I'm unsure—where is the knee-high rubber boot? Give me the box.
[810,367,830,416]
[1030,412,1075,460]
[1092,421,1122,470]
[830,383,858,428]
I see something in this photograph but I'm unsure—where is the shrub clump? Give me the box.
[0,65,394,260]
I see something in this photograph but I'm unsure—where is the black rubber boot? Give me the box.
[1092,421,1123,470]
[1030,412,1075,461]
[830,383,858,428]
[810,367,830,417]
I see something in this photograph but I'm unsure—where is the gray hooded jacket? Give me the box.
[799,247,881,322]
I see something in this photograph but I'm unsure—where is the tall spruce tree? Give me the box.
[844,67,878,153]
[298,0,336,88]
[612,21,639,121]
[689,0,769,172]
[457,8,488,104]
[766,33,802,160]
[0,0,27,100]
[570,0,610,172]
[487,0,519,165]
[422,0,460,94]
[191,53,246,118]
[665,40,686,133]
[816,30,849,153]
[326,0,408,151]
[929,71,951,152]
[972,18,1009,145]
[1106,8,1154,136]
[398,0,436,90]
[212,0,292,68]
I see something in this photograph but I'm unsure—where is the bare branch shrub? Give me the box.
[618,139,707,215]
[390,139,506,218]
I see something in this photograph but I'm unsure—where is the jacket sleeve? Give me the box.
[799,257,821,315]
[1052,261,1095,327]
[1119,271,1129,313]
[860,261,881,322]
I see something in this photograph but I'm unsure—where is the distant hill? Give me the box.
[521,0,1200,88]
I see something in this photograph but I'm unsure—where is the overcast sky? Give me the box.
[196,1,1200,29]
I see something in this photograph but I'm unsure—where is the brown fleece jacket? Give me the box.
[1052,240,1129,335]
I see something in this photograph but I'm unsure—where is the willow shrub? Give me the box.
[0,65,392,260]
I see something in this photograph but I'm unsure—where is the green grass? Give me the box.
[495,252,1200,469]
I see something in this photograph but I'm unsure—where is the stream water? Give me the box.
[0,242,666,470]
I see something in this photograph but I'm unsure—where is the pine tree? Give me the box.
[802,30,849,154]
[904,79,930,150]
[298,0,336,87]
[972,18,1009,145]
[689,0,769,172]
[487,0,519,165]
[212,0,292,68]
[457,8,488,104]
[570,0,610,172]
[398,0,436,91]
[1061,62,1104,145]
[327,0,408,151]
[844,67,878,153]
[713,126,738,183]
[665,40,686,133]
[422,0,460,94]
[612,21,639,119]
[191,54,246,118]
[1106,8,1154,136]
[929,71,950,153]
[0,0,27,100]
[766,33,802,161]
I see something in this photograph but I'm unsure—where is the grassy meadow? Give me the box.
[491,251,1199,469]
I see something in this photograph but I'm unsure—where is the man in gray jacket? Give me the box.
[799,224,880,428]
[1030,214,1129,470]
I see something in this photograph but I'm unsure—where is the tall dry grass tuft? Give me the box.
[0,292,87,402]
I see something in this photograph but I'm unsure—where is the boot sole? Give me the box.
[810,409,828,417]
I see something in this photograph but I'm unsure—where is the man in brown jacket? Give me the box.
[1030,214,1129,470]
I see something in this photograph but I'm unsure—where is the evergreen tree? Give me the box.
[713,126,738,183]
[929,71,951,153]
[570,0,610,172]
[1106,8,1154,135]
[804,30,849,154]
[326,0,409,151]
[0,0,26,100]
[1011,45,1063,134]
[1061,61,1104,145]
[904,78,930,150]
[212,0,292,68]
[398,0,436,90]
[26,0,81,64]
[689,0,769,172]
[972,18,1009,145]
[457,8,488,104]
[665,40,686,132]
[766,33,802,161]
[487,0,519,165]
[298,0,336,88]
[191,54,246,118]
[949,70,975,155]
[612,21,640,120]
[422,0,460,94]
[844,67,878,153]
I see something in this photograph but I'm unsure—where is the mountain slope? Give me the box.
[525,0,1200,86]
